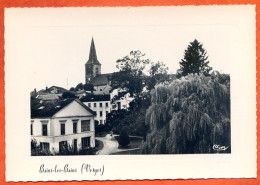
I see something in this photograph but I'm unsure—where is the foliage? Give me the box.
[106,92,150,138]
[75,83,84,91]
[83,83,95,91]
[31,139,97,156]
[116,50,150,76]
[61,91,76,99]
[112,51,150,96]
[69,83,94,92]
[112,51,170,96]
[31,139,53,156]
[69,87,75,91]
[147,61,169,90]
[95,120,111,136]
[141,73,230,154]
[108,51,169,138]
[56,143,97,155]
[177,39,212,77]
[117,127,130,147]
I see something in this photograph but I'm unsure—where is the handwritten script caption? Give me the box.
[39,163,104,176]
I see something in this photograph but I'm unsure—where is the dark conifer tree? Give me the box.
[177,39,212,77]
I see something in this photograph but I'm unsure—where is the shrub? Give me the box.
[117,127,130,147]
[31,139,52,156]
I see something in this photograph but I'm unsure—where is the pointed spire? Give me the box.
[87,37,101,65]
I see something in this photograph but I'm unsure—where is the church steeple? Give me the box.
[87,38,101,65]
[85,38,101,84]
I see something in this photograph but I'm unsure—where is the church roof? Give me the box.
[91,74,109,86]
[86,38,101,65]
[90,73,113,86]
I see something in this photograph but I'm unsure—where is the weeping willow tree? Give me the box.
[141,72,230,154]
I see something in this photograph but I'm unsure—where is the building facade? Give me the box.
[31,99,96,154]
[80,95,111,125]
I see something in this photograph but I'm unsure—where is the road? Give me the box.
[96,134,119,155]
[96,134,140,155]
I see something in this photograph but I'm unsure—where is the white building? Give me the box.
[80,91,134,125]
[31,99,96,154]
[80,95,111,125]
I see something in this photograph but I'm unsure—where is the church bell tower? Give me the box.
[85,38,101,84]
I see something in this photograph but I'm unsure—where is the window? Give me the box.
[31,124,33,135]
[42,124,47,136]
[100,111,103,117]
[94,103,96,107]
[88,103,91,107]
[100,120,103,124]
[106,111,109,115]
[59,141,68,154]
[60,123,65,135]
[73,139,77,152]
[100,103,102,107]
[81,120,90,132]
[81,137,90,149]
[73,120,78,134]
[100,89,103,91]
[106,103,109,107]
[40,142,50,152]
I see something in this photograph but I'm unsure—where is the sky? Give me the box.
[5,6,252,91]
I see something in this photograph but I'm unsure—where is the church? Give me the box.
[85,38,113,95]
[81,38,133,124]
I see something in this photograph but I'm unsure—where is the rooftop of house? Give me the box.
[31,98,95,118]
[37,94,62,101]
[80,94,111,102]
[38,85,68,95]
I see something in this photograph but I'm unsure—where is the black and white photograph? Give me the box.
[30,37,231,156]
[5,5,256,181]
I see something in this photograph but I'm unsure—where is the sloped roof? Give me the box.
[90,73,112,86]
[37,94,62,100]
[38,85,68,95]
[80,94,111,102]
[86,38,101,65]
[31,99,95,118]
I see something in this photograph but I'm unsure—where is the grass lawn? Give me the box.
[112,148,141,155]
[114,136,143,151]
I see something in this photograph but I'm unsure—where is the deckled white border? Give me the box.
[5,5,256,181]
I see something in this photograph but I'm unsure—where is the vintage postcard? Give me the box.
[4,5,256,181]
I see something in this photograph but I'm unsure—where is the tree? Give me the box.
[177,39,212,77]
[69,87,75,91]
[141,73,230,154]
[83,84,95,91]
[112,51,150,96]
[108,51,169,137]
[75,83,84,91]
[117,127,130,147]
[147,61,169,90]
[61,91,76,99]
